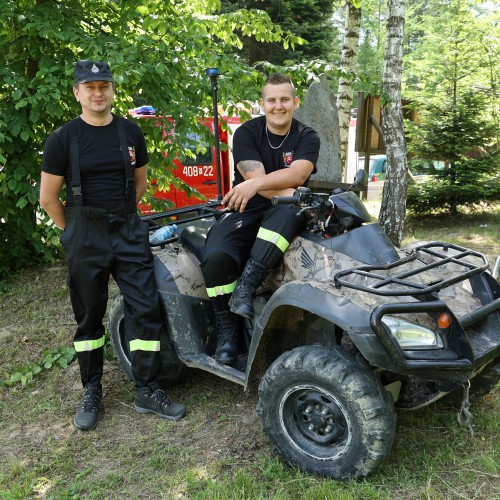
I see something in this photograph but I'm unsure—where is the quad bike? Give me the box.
[109,70,500,480]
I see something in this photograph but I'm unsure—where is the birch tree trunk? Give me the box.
[337,1,361,176]
[379,0,408,246]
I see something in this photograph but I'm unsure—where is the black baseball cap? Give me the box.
[74,60,115,85]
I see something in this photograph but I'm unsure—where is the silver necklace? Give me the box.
[266,127,290,150]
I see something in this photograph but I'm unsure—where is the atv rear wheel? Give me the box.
[108,294,187,385]
[257,345,395,480]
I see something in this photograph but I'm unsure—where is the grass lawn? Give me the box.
[0,203,499,499]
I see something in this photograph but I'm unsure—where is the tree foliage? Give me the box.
[404,0,500,214]
[406,91,500,214]
[221,0,340,65]
[0,0,300,280]
[356,0,387,95]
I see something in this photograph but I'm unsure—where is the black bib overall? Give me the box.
[62,117,162,389]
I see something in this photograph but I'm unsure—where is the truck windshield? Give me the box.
[181,131,213,166]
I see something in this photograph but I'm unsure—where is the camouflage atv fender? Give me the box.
[245,279,394,389]
[244,232,493,388]
[243,230,398,386]
[152,243,215,357]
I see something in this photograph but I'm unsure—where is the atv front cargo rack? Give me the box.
[334,242,490,296]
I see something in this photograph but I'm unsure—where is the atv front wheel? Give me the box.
[108,294,187,385]
[257,345,395,480]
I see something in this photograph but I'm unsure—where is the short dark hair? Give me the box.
[262,73,296,98]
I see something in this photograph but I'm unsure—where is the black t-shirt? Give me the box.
[42,115,149,207]
[232,115,320,208]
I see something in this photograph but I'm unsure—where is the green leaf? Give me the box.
[7,178,17,191]
[15,99,28,109]
[16,197,28,209]
[9,372,22,383]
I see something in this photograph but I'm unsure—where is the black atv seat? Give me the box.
[179,224,210,262]
[178,209,229,262]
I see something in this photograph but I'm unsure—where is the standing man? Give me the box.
[200,73,320,364]
[40,60,186,430]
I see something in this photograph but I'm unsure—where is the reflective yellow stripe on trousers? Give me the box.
[206,280,237,298]
[129,339,161,352]
[74,335,106,352]
[257,227,290,253]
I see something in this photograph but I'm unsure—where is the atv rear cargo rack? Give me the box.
[334,242,490,296]
[141,200,222,228]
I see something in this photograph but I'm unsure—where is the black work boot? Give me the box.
[73,385,104,431]
[229,258,270,320]
[214,310,241,365]
[135,387,186,421]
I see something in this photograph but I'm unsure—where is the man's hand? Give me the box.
[224,157,315,212]
[222,178,259,212]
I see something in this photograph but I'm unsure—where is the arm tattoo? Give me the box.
[237,160,264,174]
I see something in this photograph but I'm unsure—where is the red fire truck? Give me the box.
[129,107,244,214]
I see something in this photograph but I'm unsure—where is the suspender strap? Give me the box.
[68,119,83,207]
[67,115,135,207]
[114,116,135,201]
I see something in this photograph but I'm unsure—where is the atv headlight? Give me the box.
[381,316,444,350]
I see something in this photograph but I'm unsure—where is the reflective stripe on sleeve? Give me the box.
[74,335,106,352]
[206,280,237,298]
[129,339,161,352]
[257,227,290,253]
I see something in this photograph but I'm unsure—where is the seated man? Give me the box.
[200,73,321,364]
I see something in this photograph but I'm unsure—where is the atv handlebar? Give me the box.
[272,186,313,207]
[272,170,366,207]
[270,177,372,236]
[271,194,301,206]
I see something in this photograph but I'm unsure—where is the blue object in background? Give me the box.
[133,105,157,115]
[149,224,177,245]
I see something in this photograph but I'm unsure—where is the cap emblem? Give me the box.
[91,64,99,74]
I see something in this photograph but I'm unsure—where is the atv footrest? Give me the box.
[181,354,246,385]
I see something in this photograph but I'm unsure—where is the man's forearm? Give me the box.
[135,188,146,205]
[226,159,314,212]
[42,199,66,229]
[257,187,296,200]
[238,160,312,192]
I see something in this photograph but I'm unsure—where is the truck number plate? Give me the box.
[182,166,214,177]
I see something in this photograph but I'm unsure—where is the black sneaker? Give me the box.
[73,385,104,431]
[134,387,186,421]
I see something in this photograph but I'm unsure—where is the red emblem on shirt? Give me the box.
[128,146,136,166]
[283,151,294,167]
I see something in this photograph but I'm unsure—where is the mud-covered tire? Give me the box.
[108,294,187,385]
[257,345,396,480]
